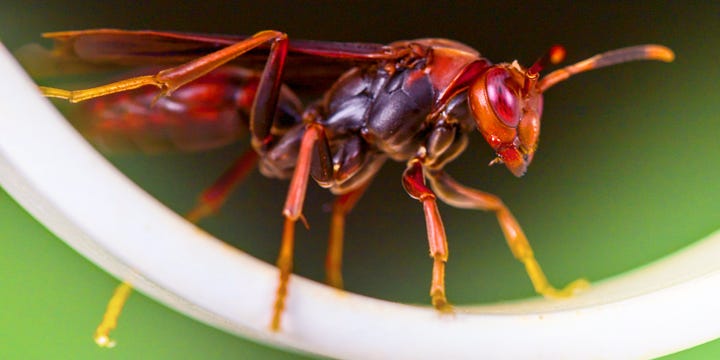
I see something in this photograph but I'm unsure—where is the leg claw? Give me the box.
[541,278,591,299]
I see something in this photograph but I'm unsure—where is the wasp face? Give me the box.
[469,63,543,177]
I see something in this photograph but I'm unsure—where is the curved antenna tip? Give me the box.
[647,45,675,63]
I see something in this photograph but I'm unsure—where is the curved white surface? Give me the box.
[1,43,719,359]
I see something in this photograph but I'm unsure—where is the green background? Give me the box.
[1,1,719,359]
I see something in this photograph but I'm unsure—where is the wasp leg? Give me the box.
[402,160,452,311]
[92,151,258,346]
[325,184,370,289]
[427,170,589,299]
[93,281,132,348]
[41,30,291,334]
[39,30,288,105]
[185,149,259,223]
[271,123,326,331]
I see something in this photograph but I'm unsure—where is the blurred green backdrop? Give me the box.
[1,1,718,359]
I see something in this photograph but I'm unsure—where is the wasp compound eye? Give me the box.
[486,68,520,128]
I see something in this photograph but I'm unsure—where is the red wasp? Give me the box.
[35,29,673,341]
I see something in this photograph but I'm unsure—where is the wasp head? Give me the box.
[468,54,552,177]
[467,44,673,177]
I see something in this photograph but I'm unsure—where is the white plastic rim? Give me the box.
[1,43,719,359]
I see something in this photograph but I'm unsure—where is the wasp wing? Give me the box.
[21,29,397,90]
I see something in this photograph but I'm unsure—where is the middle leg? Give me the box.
[325,183,370,289]
[271,123,330,331]
[402,159,452,311]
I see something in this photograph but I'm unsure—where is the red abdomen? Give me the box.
[73,67,260,153]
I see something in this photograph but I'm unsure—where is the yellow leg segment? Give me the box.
[427,171,590,300]
[496,208,589,298]
[522,256,590,298]
[93,281,133,348]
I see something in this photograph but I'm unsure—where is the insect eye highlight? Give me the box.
[486,68,520,128]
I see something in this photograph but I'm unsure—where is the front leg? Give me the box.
[427,170,589,298]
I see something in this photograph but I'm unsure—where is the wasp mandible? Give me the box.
[36,29,674,340]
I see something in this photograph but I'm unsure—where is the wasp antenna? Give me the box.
[524,45,566,93]
[538,44,674,92]
[527,45,566,77]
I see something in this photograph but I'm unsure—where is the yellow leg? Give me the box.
[495,207,590,298]
[325,184,369,289]
[523,256,590,298]
[271,124,324,331]
[40,31,289,343]
[93,281,133,348]
[428,170,589,299]
[271,218,295,331]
